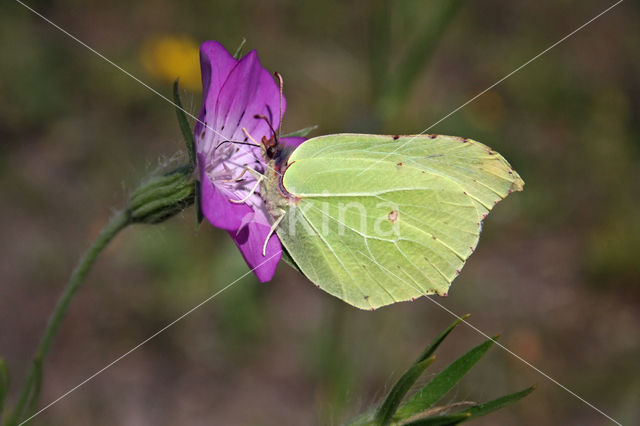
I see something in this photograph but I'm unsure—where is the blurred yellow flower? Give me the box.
[141,35,201,91]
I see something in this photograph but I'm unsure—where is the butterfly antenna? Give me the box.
[214,140,260,152]
[254,114,278,142]
[274,71,284,138]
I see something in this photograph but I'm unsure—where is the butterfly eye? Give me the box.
[267,146,277,159]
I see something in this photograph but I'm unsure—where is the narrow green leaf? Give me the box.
[172,80,201,228]
[460,386,535,422]
[172,79,196,169]
[342,411,374,426]
[281,125,318,139]
[374,356,436,426]
[0,358,10,418]
[368,0,391,100]
[194,180,203,228]
[233,38,247,59]
[415,314,469,364]
[402,413,471,426]
[388,0,467,106]
[371,316,467,425]
[395,336,498,419]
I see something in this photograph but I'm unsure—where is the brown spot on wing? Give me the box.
[388,210,399,223]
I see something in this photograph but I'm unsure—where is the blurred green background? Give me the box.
[1,0,639,425]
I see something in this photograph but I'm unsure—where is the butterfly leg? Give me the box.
[262,208,286,256]
[229,172,264,204]
[244,166,266,180]
[221,168,248,183]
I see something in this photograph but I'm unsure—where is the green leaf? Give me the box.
[368,0,391,100]
[374,356,436,426]
[233,38,247,59]
[415,314,469,364]
[281,125,318,139]
[194,180,203,228]
[351,316,467,426]
[386,0,468,108]
[395,336,498,420]
[459,386,535,422]
[402,413,471,426]
[172,79,196,170]
[0,358,10,418]
[171,81,200,227]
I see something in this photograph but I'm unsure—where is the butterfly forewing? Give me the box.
[272,134,523,309]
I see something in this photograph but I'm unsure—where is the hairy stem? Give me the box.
[7,210,130,425]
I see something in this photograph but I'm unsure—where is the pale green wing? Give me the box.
[276,134,523,310]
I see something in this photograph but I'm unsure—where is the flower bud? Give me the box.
[127,165,195,224]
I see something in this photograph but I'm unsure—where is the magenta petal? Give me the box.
[195,41,238,138]
[216,50,285,144]
[199,166,252,231]
[230,220,282,282]
[194,41,293,283]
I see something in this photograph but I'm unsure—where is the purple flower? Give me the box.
[195,41,303,282]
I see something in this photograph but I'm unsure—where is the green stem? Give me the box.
[7,210,130,425]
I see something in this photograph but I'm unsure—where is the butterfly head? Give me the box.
[261,133,279,160]
[254,113,289,165]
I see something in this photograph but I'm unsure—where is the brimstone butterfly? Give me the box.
[259,133,523,310]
